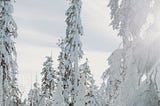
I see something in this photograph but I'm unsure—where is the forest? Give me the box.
[0,0,160,106]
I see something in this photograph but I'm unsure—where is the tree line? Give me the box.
[1,0,160,106]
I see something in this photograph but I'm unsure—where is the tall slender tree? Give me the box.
[0,0,21,105]
[75,60,98,106]
[58,0,84,105]
[41,55,57,106]
[27,82,41,106]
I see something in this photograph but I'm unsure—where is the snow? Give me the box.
[0,0,160,106]
[101,0,160,106]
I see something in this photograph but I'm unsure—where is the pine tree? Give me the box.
[41,56,57,106]
[0,0,21,105]
[75,60,98,106]
[82,61,98,106]
[84,80,97,106]
[27,82,41,106]
[74,66,86,106]
[57,38,69,106]
[58,0,84,105]
[52,75,65,106]
[98,81,107,106]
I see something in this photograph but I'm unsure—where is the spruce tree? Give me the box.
[58,0,84,105]
[27,82,41,106]
[41,56,57,106]
[52,75,65,106]
[0,0,21,105]
[75,60,98,106]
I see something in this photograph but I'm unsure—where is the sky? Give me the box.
[13,0,120,98]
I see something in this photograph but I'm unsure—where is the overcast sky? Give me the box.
[13,0,120,98]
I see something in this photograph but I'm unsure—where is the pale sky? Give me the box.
[13,0,120,98]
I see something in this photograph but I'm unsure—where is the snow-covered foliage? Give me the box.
[2,0,160,106]
[57,0,84,105]
[0,0,21,106]
[41,56,57,106]
[27,82,41,106]
[75,60,99,106]
[101,0,160,106]
[101,49,123,105]
[52,76,65,106]
[98,81,108,106]
[108,0,151,47]
[110,39,160,106]
[75,72,86,106]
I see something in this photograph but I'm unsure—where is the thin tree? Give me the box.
[41,55,57,106]
[58,0,84,105]
[76,60,98,106]
[27,82,41,106]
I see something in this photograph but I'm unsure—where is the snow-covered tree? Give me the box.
[108,0,151,47]
[98,81,107,106]
[84,78,98,106]
[41,56,57,106]
[52,75,65,106]
[57,0,84,105]
[101,0,160,106]
[27,82,41,106]
[101,49,123,105]
[0,0,21,105]
[75,60,98,106]
[57,39,69,106]
[102,0,160,106]
[74,66,86,106]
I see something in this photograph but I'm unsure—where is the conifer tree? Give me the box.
[0,0,21,105]
[27,82,41,106]
[74,66,86,106]
[52,75,65,106]
[75,60,98,106]
[58,0,84,105]
[41,56,57,106]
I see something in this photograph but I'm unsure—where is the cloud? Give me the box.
[14,0,120,52]
[17,27,59,48]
